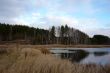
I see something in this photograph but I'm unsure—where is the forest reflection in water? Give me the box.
[50,48,110,65]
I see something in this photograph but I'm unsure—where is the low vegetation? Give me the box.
[0,47,110,73]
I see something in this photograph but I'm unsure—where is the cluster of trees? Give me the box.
[0,23,50,44]
[90,35,110,45]
[52,25,89,45]
[0,23,110,45]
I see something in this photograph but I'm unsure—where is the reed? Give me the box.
[0,47,109,73]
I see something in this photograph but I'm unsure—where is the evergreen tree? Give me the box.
[50,26,56,44]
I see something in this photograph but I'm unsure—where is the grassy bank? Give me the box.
[0,46,110,73]
[0,44,110,49]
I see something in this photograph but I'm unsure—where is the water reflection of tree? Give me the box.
[61,50,89,62]
[94,51,109,56]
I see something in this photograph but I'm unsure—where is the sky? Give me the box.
[0,0,110,37]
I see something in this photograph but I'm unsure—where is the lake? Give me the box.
[50,48,110,65]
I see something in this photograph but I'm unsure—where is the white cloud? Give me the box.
[46,15,78,25]
[0,0,37,23]
[32,13,41,17]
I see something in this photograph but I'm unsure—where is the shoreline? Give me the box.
[0,44,110,49]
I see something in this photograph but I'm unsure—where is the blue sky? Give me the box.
[0,0,110,37]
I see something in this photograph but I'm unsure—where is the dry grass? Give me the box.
[1,44,110,50]
[37,48,51,54]
[20,48,42,57]
[0,46,110,73]
[7,55,73,73]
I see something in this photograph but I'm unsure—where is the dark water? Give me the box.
[50,48,110,65]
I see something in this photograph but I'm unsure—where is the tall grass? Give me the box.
[0,47,109,73]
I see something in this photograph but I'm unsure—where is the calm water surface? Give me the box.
[50,48,110,65]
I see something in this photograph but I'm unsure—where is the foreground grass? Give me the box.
[0,47,110,73]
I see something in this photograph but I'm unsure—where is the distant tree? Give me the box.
[64,24,69,36]
[60,25,65,37]
[92,35,110,45]
[55,26,61,44]
[64,25,69,44]
[50,26,56,44]
[60,25,65,44]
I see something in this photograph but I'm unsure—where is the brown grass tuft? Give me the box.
[37,48,51,54]
[20,48,42,58]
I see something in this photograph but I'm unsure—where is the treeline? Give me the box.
[0,23,110,45]
[90,35,110,45]
[0,23,49,44]
[53,25,90,45]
